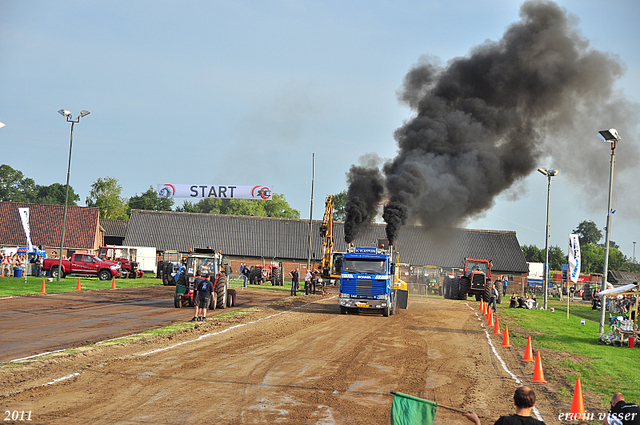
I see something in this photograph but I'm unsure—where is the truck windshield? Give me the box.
[343,259,386,274]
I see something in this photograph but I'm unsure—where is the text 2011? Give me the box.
[4,411,32,421]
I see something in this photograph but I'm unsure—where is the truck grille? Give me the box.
[342,279,386,297]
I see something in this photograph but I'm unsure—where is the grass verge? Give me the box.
[497,298,640,406]
[0,275,163,297]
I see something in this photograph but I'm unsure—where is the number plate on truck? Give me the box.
[356,303,369,308]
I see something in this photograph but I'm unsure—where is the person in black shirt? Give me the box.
[290,268,299,296]
[196,272,214,322]
[604,392,640,425]
[463,386,545,425]
[189,271,204,322]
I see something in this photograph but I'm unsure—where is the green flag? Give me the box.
[390,392,438,425]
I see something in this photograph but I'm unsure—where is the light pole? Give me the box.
[56,109,90,281]
[598,128,620,334]
[538,168,558,310]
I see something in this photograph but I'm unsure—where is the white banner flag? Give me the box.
[18,207,34,252]
[568,234,581,283]
[157,184,273,200]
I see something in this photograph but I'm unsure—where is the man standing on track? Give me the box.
[290,268,299,296]
[190,270,204,322]
[196,271,214,322]
[489,283,499,314]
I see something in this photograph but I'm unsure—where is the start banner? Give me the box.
[157,184,273,200]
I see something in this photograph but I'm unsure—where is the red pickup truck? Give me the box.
[42,253,120,281]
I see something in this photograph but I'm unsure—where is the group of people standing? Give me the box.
[289,267,323,296]
[1,252,43,277]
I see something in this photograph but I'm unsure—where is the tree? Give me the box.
[175,200,202,213]
[573,220,602,246]
[332,190,347,222]
[174,193,300,218]
[0,164,37,202]
[521,244,543,263]
[128,186,174,211]
[34,183,80,206]
[548,245,566,271]
[86,177,129,220]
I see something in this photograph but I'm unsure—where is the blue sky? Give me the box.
[1,0,639,259]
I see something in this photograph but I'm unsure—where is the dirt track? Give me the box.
[1,290,568,424]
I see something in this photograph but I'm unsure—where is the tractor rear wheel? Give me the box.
[449,277,459,299]
[162,263,171,286]
[442,277,450,299]
[494,280,503,304]
[271,268,281,286]
[157,261,164,280]
[458,276,470,300]
[227,289,236,307]
[174,293,182,308]
[250,267,261,285]
[483,283,491,303]
[216,281,227,309]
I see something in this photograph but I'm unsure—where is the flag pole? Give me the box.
[389,391,475,415]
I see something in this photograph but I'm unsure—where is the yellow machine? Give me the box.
[319,195,343,285]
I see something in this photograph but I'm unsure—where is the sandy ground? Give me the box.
[1,289,574,424]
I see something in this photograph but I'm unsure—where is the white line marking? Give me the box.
[466,303,544,422]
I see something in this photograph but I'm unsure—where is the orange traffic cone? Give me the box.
[480,299,484,311]
[482,302,487,315]
[111,277,116,289]
[523,336,534,362]
[531,351,547,383]
[570,378,585,416]
[502,325,512,347]
[40,278,47,294]
[76,277,81,291]
[493,315,501,335]
[488,309,494,326]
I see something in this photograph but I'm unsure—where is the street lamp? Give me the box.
[56,109,90,281]
[538,167,558,310]
[597,128,620,334]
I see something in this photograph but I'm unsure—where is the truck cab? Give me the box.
[339,244,397,317]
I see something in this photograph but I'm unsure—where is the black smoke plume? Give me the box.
[344,0,638,244]
[344,164,384,243]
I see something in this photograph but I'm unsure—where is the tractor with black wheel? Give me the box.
[173,248,232,309]
[443,259,500,303]
[248,263,284,286]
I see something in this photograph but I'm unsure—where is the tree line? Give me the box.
[521,220,639,273]
[0,164,300,220]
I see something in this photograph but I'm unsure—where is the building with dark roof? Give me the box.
[124,209,528,284]
[100,219,127,245]
[0,201,103,257]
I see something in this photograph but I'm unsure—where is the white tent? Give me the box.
[598,283,638,297]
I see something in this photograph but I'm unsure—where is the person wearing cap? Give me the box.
[196,271,214,321]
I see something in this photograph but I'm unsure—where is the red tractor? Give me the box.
[443,258,501,303]
[249,263,283,286]
[97,246,144,279]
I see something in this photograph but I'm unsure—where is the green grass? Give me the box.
[497,299,640,406]
[0,275,163,296]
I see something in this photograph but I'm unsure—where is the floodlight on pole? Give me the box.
[538,167,558,310]
[56,109,90,281]
[597,128,620,334]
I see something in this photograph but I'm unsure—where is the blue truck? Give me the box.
[339,241,404,316]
